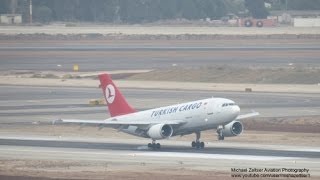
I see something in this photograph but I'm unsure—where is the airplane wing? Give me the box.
[54,118,186,126]
[236,111,260,120]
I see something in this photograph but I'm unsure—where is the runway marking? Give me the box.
[303,149,320,152]
[134,152,299,161]
[0,147,299,162]
[0,146,129,158]
[302,109,318,113]
[137,145,149,150]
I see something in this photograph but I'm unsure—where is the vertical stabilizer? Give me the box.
[98,73,135,117]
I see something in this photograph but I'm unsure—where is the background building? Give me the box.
[0,14,22,24]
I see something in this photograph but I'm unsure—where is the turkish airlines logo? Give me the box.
[105,84,115,104]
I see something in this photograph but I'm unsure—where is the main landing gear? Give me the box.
[191,131,205,149]
[148,140,161,149]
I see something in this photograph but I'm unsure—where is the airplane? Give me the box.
[56,73,259,149]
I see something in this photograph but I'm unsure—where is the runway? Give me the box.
[1,41,320,71]
[1,85,320,123]
[0,136,319,177]
[0,137,319,158]
[2,45,320,51]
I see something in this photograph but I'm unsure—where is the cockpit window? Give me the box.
[222,103,236,107]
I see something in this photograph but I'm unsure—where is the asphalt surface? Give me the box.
[0,138,319,158]
[1,85,319,107]
[1,43,320,71]
[0,136,319,177]
[1,85,320,122]
[2,45,320,51]
[1,144,319,177]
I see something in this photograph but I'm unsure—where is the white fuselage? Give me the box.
[109,98,240,138]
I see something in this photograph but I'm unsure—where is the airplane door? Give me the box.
[204,101,214,120]
[216,103,222,113]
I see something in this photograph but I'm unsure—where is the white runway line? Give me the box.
[137,145,149,150]
[133,152,299,161]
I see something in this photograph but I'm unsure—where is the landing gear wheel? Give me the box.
[191,141,196,147]
[148,140,161,150]
[191,132,205,149]
[244,19,253,27]
[256,21,263,27]
[218,135,224,141]
[200,142,205,148]
[194,141,205,149]
[218,135,225,140]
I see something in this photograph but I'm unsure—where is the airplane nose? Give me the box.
[232,105,240,116]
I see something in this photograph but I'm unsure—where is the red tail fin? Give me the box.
[98,73,135,117]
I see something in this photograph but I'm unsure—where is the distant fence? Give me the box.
[294,18,320,27]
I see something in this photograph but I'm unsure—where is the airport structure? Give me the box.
[0,14,22,24]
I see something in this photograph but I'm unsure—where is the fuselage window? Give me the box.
[222,103,236,107]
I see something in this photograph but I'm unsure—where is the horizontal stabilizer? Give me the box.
[236,112,260,120]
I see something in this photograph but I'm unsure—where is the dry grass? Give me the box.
[128,66,320,84]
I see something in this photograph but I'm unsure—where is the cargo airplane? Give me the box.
[56,73,259,149]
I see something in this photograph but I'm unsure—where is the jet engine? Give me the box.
[222,121,243,137]
[147,124,173,140]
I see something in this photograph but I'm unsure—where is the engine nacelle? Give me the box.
[222,121,243,137]
[147,124,173,140]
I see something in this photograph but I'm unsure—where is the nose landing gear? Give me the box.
[217,126,225,140]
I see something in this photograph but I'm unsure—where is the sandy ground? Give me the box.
[0,169,229,180]
[1,38,320,45]
[1,26,320,35]
[1,76,319,94]
[1,159,318,180]
[0,124,320,180]
[129,66,320,84]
